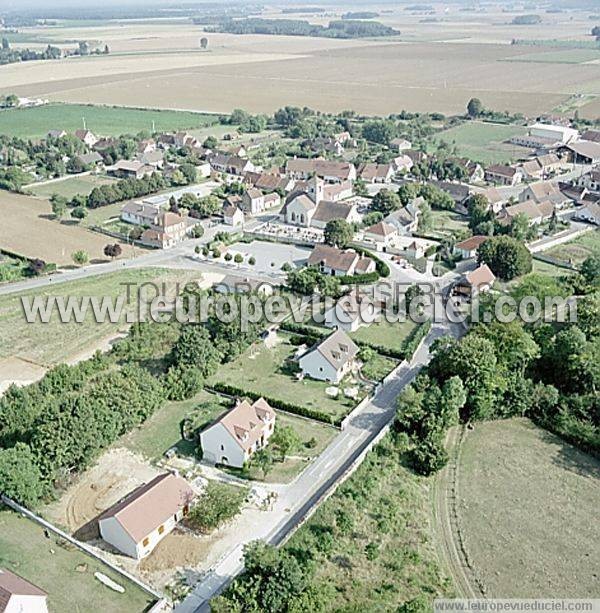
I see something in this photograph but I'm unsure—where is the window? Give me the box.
[158,525,165,535]
[142,537,150,547]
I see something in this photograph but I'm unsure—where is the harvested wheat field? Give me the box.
[0,190,133,265]
[453,418,600,598]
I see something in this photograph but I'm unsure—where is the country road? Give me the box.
[176,318,465,613]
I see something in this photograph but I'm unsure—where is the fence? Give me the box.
[1,495,165,604]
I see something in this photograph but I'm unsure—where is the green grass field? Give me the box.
[0,103,218,139]
[429,209,470,238]
[432,121,530,165]
[351,318,417,354]
[25,174,119,201]
[543,230,600,266]
[207,334,363,423]
[0,508,155,613]
[0,268,199,365]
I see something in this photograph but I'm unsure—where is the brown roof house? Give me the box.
[298,328,359,383]
[307,244,375,277]
[0,569,48,613]
[200,398,276,467]
[454,263,496,299]
[74,129,98,148]
[98,472,194,559]
[363,221,398,249]
[484,164,522,187]
[453,235,488,259]
[518,181,569,207]
[497,200,555,227]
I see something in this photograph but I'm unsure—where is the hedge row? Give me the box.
[532,253,578,272]
[402,319,432,361]
[207,382,339,425]
[337,271,379,285]
[280,321,406,360]
[351,244,391,278]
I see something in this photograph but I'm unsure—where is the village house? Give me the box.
[580,129,600,143]
[98,472,194,559]
[138,149,164,169]
[210,153,256,177]
[121,201,162,226]
[363,221,398,249]
[453,235,488,259]
[573,168,600,192]
[137,139,156,155]
[285,158,356,183]
[307,244,375,276]
[359,163,395,184]
[391,154,414,174]
[429,180,471,207]
[245,171,295,193]
[323,290,380,333]
[108,159,154,180]
[384,198,421,234]
[390,137,412,152]
[74,129,99,147]
[0,568,48,613]
[47,129,67,139]
[174,131,198,148]
[228,144,247,158]
[454,263,496,299]
[518,181,569,207]
[299,328,359,383]
[497,200,555,227]
[479,187,507,214]
[573,201,600,225]
[200,398,276,467]
[485,164,523,187]
[402,240,425,259]
[214,275,275,296]
[520,154,563,180]
[241,188,280,215]
[76,151,103,168]
[563,141,600,165]
[310,200,361,230]
[139,211,190,249]
[223,203,244,226]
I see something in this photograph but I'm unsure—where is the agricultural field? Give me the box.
[0,268,198,366]
[453,419,600,598]
[25,174,119,200]
[0,103,218,139]
[206,333,364,423]
[2,13,600,117]
[543,230,600,266]
[431,121,530,165]
[0,190,134,265]
[503,48,600,65]
[0,508,156,613]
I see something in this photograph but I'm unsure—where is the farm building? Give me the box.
[98,473,194,559]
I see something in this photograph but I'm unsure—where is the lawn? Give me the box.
[543,230,599,266]
[0,508,156,613]
[25,174,119,200]
[207,334,363,423]
[455,418,600,598]
[225,411,339,484]
[0,103,218,139]
[429,209,470,238]
[119,390,228,460]
[0,268,199,365]
[531,258,573,278]
[351,318,417,354]
[432,121,530,165]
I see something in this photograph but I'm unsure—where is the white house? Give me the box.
[98,473,194,559]
[307,244,375,276]
[453,235,488,259]
[0,569,48,613]
[363,221,398,249]
[573,201,600,225]
[121,201,162,226]
[298,329,359,383]
[200,398,276,467]
[454,263,496,299]
[323,291,380,332]
[74,129,98,147]
[223,204,244,226]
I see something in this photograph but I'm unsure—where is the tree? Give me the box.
[467,193,492,232]
[0,443,44,507]
[27,259,46,276]
[103,243,122,259]
[270,425,301,460]
[478,235,532,280]
[467,97,484,118]
[1,37,9,51]
[248,256,256,265]
[71,250,88,266]
[187,481,247,533]
[362,119,396,145]
[71,206,87,220]
[200,37,209,49]
[508,212,530,241]
[50,195,67,220]
[103,44,110,54]
[171,325,220,378]
[581,254,600,287]
[324,219,354,248]
[252,448,274,478]
[234,253,243,265]
[371,188,401,215]
[203,136,218,149]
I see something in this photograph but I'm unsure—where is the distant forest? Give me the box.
[209,18,399,39]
